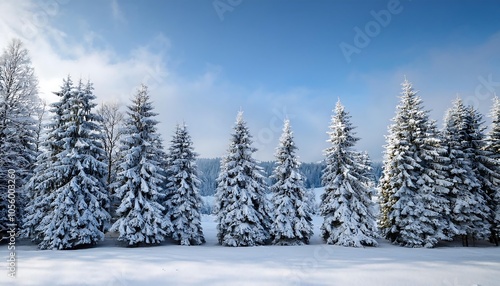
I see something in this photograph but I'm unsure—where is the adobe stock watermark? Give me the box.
[141,66,164,94]
[282,245,335,285]
[122,66,165,102]
[464,73,500,109]
[339,0,409,63]
[105,269,130,286]
[6,169,17,278]
[253,107,295,152]
[213,0,243,22]
[21,0,71,39]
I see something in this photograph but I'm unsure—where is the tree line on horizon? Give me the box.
[197,159,326,197]
[1,39,499,249]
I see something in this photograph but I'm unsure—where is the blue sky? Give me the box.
[1,0,500,162]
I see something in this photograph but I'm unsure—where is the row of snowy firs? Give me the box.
[1,39,499,249]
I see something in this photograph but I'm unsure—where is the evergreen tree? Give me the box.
[270,119,313,245]
[23,76,74,243]
[214,111,271,246]
[22,149,55,243]
[320,100,377,247]
[442,98,490,246]
[0,39,40,236]
[466,105,497,243]
[379,79,449,248]
[487,97,500,245]
[27,78,110,249]
[420,121,452,242]
[110,84,169,246]
[165,123,205,246]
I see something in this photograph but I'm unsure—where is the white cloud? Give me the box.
[110,0,126,24]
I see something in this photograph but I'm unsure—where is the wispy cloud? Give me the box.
[110,0,126,24]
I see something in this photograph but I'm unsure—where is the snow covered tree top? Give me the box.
[274,119,299,163]
[326,99,359,152]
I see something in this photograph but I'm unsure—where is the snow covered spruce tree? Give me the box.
[23,76,74,242]
[27,78,110,250]
[320,100,377,247]
[270,119,313,245]
[214,111,271,246]
[379,79,450,248]
[486,97,500,245]
[466,105,499,244]
[442,98,491,246]
[0,39,40,235]
[165,123,205,246]
[111,84,170,246]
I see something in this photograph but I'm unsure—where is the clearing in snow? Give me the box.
[2,215,500,286]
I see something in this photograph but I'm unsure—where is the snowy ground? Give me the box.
[2,214,500,286]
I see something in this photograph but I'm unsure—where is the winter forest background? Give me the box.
[1,37,499,252]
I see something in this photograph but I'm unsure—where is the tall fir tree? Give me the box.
[165,123,205,246]
[442,98,490,246]
[486,97,500,245]
[0,39,40,236]
[214,111,271,246]
[419,121,453,242]
[111,84,170,246]
[379,79,449,248]
[466,105,497,243]
[26,78,110,249]
[270,119,313,245]
[320,100,378,247]
[22,76,73,242]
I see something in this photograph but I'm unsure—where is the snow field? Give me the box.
[2,215,500,286]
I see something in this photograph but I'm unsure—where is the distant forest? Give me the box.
[196,158,383,196]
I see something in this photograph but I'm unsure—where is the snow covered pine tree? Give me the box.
[26,77,110,250]
[320,100,378,247]
[379,79,450,248]
[270,119,313,245]
[442,98,492,246]
[465,104,498,244]
[23,76,74,243]
[215,111,271,246]
[486,97,500,245]
[111,84,170,247]
[165,123,205,245]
